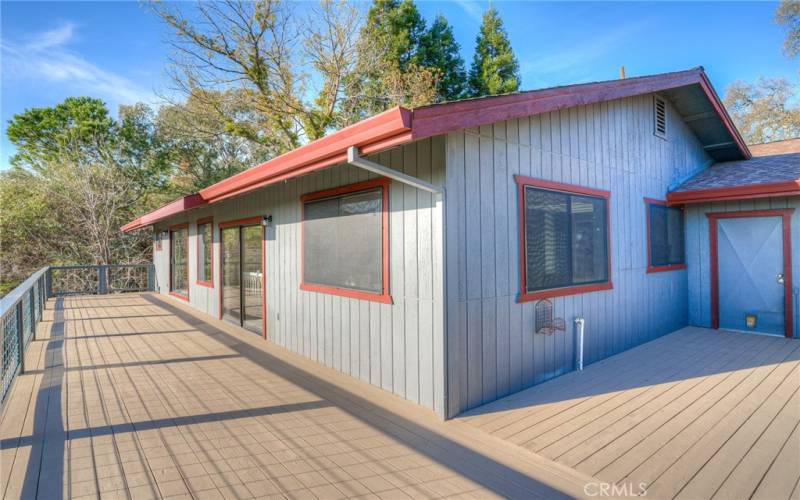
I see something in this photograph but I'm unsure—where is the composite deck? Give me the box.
[0,293,591,500]
[460,327,800,499]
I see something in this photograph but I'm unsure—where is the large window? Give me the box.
[170,225,189,299]
[646,199,685,272]
[300,178,390,303]
[197,218,213,286]
[517,176,611,301]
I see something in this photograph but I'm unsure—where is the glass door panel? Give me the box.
[241,225,263,334]
[221,227,241,324]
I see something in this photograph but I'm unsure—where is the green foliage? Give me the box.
[6,97,115,170]
[776,0,800,58]
[724,77,800,144]
[468,7,521,97]
[364,0,426,69]
[418,15,467,101]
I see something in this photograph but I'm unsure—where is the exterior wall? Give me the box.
[153,137,446,415]
[444,94,712,416]
[685,196,800,338]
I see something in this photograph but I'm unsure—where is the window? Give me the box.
[654,96,667,139]
[154,232,162,251]
[646,199,685,272]
[300,178,391,303]
[517,176,611,301]
[197,218,213,287]
[170,224,189,300]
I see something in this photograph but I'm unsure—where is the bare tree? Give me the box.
[724,77,800,144]
[151,0,365,153]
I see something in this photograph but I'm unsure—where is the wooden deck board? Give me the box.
[460,326,800,499]
[1,293,595,500]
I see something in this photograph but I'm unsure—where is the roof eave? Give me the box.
[667,179,800,205]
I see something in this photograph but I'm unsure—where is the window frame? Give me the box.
[299,177,391,304]
[516,176,613,303]
[169,223,190,301]
[644,198,687,273]
[196,216,214,288]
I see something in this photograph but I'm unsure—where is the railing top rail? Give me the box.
[49,264,151,270]
[0,266,48,315]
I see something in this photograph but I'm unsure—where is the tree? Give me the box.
[152,0,365,153]
[6,97,115,171]
[468,7,520,97]
[776,0,800,58]
[724,77,800,144]
[341,0,439,121]
[418,15,467,101]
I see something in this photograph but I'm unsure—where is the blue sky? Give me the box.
[1,1,796,169]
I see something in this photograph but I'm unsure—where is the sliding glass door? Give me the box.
[220,223,263,335]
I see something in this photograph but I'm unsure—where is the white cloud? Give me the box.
[1,22,156,108]
[455,0,484,23]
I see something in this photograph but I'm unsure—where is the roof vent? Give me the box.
[654,96,667,139]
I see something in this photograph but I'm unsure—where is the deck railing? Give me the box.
[1,264,155,407]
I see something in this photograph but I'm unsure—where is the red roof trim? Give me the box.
[200,107,412,203]
[123,68,749,231]
[667,179,800,204]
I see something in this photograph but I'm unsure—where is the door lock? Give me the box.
[777,273,785,285]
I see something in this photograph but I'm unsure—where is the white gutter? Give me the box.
[347,146,443,194]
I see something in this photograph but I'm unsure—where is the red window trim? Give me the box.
[216,217,267,339]
[299,177,392,304]
[644,197,687,273]
[196,217,214,288]
[169,223,190,301]
[515,175,613,303]
[707,209,795,338]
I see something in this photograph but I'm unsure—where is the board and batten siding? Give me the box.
[685,196,800,338]
[152,137,447,415]
[444,94,712,416]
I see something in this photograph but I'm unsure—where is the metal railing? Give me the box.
[1,264,155,407]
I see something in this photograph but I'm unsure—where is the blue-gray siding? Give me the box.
[153,137,447,416]
[443,94,713,416]
[685,196,800,338]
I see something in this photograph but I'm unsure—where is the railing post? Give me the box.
[45,268,52,300]
[147,265,155,292]
[98,265,108,295]
[29,288,36,341]
[16,301,25,374]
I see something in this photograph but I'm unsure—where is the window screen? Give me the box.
[524,186,608,293]
[197,221,213,283]
[170,227,188,296]
[648,204,684,266]
[303,188,383,293]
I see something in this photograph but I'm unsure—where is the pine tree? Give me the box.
[418,14,467,101]
[468,7,521,97]
[364,0,426,70]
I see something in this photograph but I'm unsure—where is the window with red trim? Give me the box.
[517,176,611,301]
[197,218,213,286]
[646,200,685,272]
[300,178,391,303]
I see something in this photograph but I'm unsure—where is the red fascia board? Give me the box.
[411,69,750,160]
[200,107,412,202]
[121,194,206,232]
[667,179,800,204]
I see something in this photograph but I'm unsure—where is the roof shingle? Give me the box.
[673,152,800,193]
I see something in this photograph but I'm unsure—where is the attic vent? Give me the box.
[654,96,667,139]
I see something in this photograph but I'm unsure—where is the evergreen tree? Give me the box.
[468,7,521,97]
[364,0,426,70]
[418,14,467,101]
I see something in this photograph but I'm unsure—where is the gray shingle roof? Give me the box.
[673,152,800,193]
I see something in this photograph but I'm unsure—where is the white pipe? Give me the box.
[575,317,585,371]
[347,146,443,194]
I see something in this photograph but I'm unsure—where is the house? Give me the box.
[122,67,799,419]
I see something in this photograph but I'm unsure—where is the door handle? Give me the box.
[777,274,785,285]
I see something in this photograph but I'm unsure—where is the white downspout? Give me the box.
[575,317,585,371]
